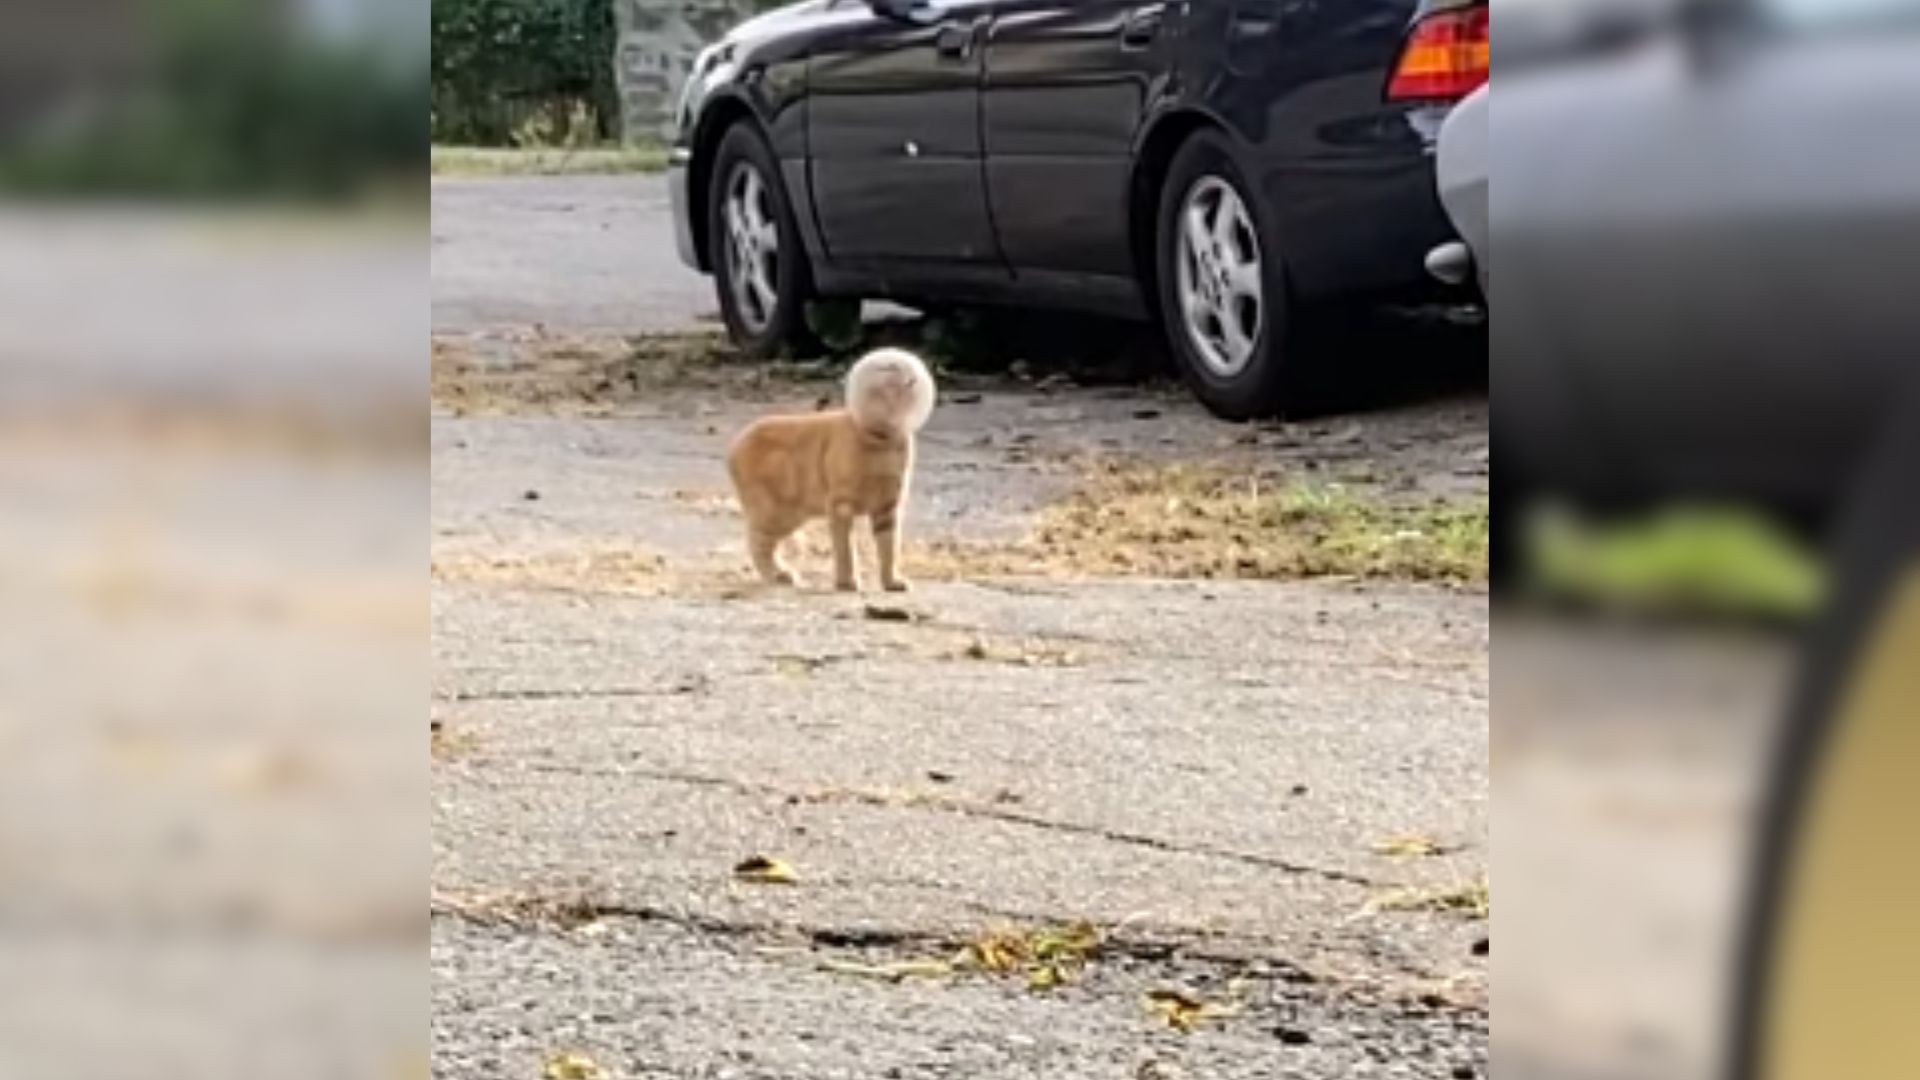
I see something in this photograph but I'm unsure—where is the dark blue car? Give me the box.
[668,0,1487,417]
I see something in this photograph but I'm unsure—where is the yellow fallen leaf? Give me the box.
[732,855,799,885]
[543,1050,603,1080]
[771,654,827,677]
[1031,919,1102,962]
[1145,987,1241,1031]
[1363,878,1490,920]
[1371,833,1448,858]
[1146,987,1204,1030]
[431,720,480,762]
[1027,963,1069,991]
[960,929,1024,974]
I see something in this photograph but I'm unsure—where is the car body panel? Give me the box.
[807,0,1006,265]
[981,0,1165,278]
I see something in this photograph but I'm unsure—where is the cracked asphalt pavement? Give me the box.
[432,175,1489,1079]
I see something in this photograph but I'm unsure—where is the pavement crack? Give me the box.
[523,763,1380,888]
[430,886,953,952]
[430,884,1357,992]
[963,807,1379,886]
[435,682,704,702]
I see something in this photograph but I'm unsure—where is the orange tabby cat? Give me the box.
[726,347,937,591]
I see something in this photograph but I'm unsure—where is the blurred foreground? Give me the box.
[1496,0,1920,1076]
[0,2,424,1077]
[0,212,423,1077]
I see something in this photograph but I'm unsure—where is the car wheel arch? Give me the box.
[688,94,761,273]
[1128,110,1237,319]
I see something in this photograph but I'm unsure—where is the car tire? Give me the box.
[1154,131,1298,419]
[708,122,822,358]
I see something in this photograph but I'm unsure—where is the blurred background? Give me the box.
[0,1,423,1077]
[1494,0,1920,1076]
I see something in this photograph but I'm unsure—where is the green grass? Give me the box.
[1012,464,1490,583]
[430,144,669,178]
[1527,503,1826,621]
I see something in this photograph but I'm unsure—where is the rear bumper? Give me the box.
[667,148,701,272]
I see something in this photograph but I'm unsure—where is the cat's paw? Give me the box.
[881,577,911,593]
[762,569,798,588]
[834,578,859,593]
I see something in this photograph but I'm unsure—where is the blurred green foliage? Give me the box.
[0,0,424,200]
[1529,503,1827,622]
[431,0,617,146]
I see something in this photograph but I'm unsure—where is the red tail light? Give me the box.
[1387,4,1489,102]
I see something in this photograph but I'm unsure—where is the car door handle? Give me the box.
[1121,3,1164,47]
[936,18,983,60]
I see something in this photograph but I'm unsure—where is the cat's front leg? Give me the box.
[829,502,859,591]
[873,501,908,592]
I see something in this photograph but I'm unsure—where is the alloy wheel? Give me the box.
[1174,176,1264,378]
[723,162,780,335]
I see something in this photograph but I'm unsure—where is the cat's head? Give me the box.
[845,347,936,435]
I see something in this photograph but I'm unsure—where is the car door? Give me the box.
[979,0,1165,279]
[807,0,1006,267]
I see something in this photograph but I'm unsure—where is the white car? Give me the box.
[1428,82,1487,300]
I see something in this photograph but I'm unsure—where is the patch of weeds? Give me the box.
[958,920,1105,991]
[994,461,1487,583]
[1527,502,1824,622]
[811,919,1105,992]
[430,143,668,177]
